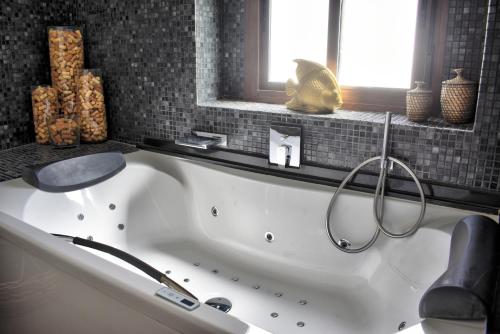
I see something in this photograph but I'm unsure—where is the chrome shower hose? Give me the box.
[325,156,426,253]
[325,113,426,253]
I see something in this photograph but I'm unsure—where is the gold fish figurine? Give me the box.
[285,59,342,113]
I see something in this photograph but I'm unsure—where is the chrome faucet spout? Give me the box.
[175,131,227,150]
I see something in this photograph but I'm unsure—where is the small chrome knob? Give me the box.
[338,239,351,249]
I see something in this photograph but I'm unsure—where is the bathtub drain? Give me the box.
[206,297,232,313]
[211,206,219,217]
[265,232,275,242]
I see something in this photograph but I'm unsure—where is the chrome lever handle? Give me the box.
[276,144,291,168]
[269,125,301,168]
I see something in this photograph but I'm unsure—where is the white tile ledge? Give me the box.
[198,99,474,132]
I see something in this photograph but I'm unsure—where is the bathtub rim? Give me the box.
[0,150,490,334]
[0,211,488,334]
[0,211,257,334]
[138,138,500,215]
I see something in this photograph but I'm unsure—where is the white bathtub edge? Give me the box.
[0,211,266,334]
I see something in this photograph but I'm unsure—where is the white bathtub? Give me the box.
[0,149,490,334]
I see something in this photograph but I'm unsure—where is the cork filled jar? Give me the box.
[48,26,84,116]
[48,114,80,148]
[76,69,107,142]
[31,85,59,144]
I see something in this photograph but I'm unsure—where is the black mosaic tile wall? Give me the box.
[469,0,500,191]
[219,0,245,99]
[195,0,220,102]
[443,0,488,83]
[193,103,477,185]
[0,0,73,150]
[1,0,499,194]
[75,0,197,144]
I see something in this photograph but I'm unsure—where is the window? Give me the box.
[338,0,419,88]
[244,0,449,112]
[267,0,330,84]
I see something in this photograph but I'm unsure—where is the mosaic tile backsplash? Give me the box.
[444,0,488,83]
[0,0,74,150]
[219,0,245,100]
[195,0,219,103]
[1,0,499,193]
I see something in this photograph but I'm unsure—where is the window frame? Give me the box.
[243,0,449,113]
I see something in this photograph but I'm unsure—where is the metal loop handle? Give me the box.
[325,156,381,253]
[373,157,426,238]
[325,112,426,253]
[325,156,426,253]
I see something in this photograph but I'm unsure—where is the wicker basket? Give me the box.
[406,81,432,122]
[440,69,477,124]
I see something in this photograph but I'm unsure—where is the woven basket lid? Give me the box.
[442,69,475,86]
[408,81,432,95]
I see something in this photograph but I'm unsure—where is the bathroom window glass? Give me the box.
[337,0,419,89]
[244,0,449,112]
[267,0,330,83]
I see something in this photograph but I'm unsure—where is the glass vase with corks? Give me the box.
[47,26,84,117]
[31,85,59,144]
[76,69,108,143]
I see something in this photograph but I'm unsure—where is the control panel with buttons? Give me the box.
[155,287,200,311]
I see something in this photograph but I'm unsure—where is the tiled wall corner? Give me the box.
[219,0,245,99]
[195,0,220,103]
[0,0,73,150]
[76,0,197,143]
[444,0,488,82]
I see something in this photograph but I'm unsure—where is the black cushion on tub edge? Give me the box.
[21,151,126,193]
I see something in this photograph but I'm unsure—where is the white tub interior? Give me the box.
[0,150,490,334]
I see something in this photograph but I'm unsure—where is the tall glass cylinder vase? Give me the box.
[48,26,84,116]
[77,69,107,142]
[31,85,59,144]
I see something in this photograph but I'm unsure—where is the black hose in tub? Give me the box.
[52,234,198,301]
[419,215,499,321]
